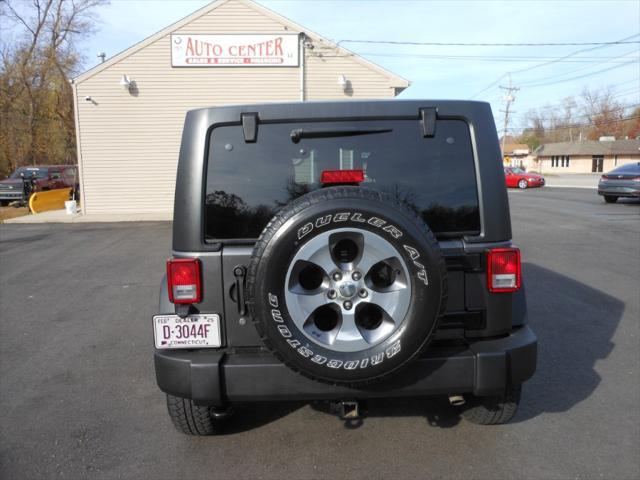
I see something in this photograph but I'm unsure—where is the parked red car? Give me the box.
[504,167,545,189]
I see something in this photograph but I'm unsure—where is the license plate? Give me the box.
[153,314,221,349]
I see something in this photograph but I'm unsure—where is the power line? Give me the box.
[469,33,640,99]
[509,90,640,128]
[522,60,638,88]
[496,83,640,113]
[328,52,636,63]
[523,93,638,116]
[338,39,640,47]
[506,114,640,131]
[491,85,640,119]
[515,49,639,86]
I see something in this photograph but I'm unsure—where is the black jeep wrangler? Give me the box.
[153,100,537,434]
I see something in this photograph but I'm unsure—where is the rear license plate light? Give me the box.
[487,248,521,293]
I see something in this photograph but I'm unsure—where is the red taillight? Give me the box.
[487,248,521,293]
[320,169,364,185]
[601,174,609,179]
[167,258,202,304]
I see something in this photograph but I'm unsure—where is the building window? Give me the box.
[554,155,570,167]
[592,155,604,173]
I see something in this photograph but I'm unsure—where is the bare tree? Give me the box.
[517,86,635,148]
[0,0,107,176]
[581,87,625,140]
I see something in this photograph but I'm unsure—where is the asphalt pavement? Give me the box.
[1,188,639,480]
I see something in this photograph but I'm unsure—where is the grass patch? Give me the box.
[0,206,29,222]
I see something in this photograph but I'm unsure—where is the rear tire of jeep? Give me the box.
[166,394,228,435]
[461,385,522,425]
[247,186,447,387]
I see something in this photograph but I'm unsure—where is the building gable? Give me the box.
[73,0,409,90]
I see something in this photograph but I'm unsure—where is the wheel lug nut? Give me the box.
[358,289,368,298]
[327,289,337,299]
[352,271,361,281]
[343,301,352,310]
[332,272,342,281]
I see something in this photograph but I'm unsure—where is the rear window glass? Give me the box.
[610,163,640,174]
[205,119,480,240]
[10,167,48,179]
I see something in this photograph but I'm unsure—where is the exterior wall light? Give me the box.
[338,75,348,91]
[120,75,132,90]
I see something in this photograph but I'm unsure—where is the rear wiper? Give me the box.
[290,127,392,144]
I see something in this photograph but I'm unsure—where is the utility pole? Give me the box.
[499,76,520,167]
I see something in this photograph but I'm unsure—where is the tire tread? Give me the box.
[462,385,521,425]
[166,394,218,435]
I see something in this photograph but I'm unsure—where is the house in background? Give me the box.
[534,139,640,173]
[501,143,533,169]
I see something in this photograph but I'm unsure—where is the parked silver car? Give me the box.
[598,163,640,203]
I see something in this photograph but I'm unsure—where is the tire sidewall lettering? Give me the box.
[250,189,444,384]
[268,290,403,371]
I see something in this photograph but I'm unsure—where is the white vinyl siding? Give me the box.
[74,0,407,214]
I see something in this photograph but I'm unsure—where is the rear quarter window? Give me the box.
[205,119,480,240]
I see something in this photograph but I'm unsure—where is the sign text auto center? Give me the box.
[171,34,299,67]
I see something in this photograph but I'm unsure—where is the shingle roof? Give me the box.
[535,139,640,156]
[503,143,530,154]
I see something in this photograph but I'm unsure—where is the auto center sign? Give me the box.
[171,34,299,67]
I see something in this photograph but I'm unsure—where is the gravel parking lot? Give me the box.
[1,188,639,480]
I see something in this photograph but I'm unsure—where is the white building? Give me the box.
[72,0,410,215]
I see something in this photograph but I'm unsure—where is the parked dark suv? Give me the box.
[153,101,537,435]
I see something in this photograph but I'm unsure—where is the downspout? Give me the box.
[71,78,88,215]
[299,33,306,101]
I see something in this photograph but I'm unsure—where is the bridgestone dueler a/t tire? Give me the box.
[166,394,221,435]
[247,186,447,386]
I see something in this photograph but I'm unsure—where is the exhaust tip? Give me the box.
[448,395,465,407]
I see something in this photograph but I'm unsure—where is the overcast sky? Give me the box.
[81,0,639,131]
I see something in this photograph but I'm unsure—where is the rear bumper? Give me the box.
[598,186,640,197]
[154,325,537,405]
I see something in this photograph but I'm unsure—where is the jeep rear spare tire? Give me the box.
[247,187,447,386]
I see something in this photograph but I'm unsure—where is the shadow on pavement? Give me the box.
[216,402,306,434]
[310,396,460,429]
[312,262,624,428]
[212,262,624,431]
[513,263,623,422]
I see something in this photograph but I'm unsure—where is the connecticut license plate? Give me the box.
[153,314,221,349]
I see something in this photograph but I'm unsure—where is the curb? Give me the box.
[544,185,597,190]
